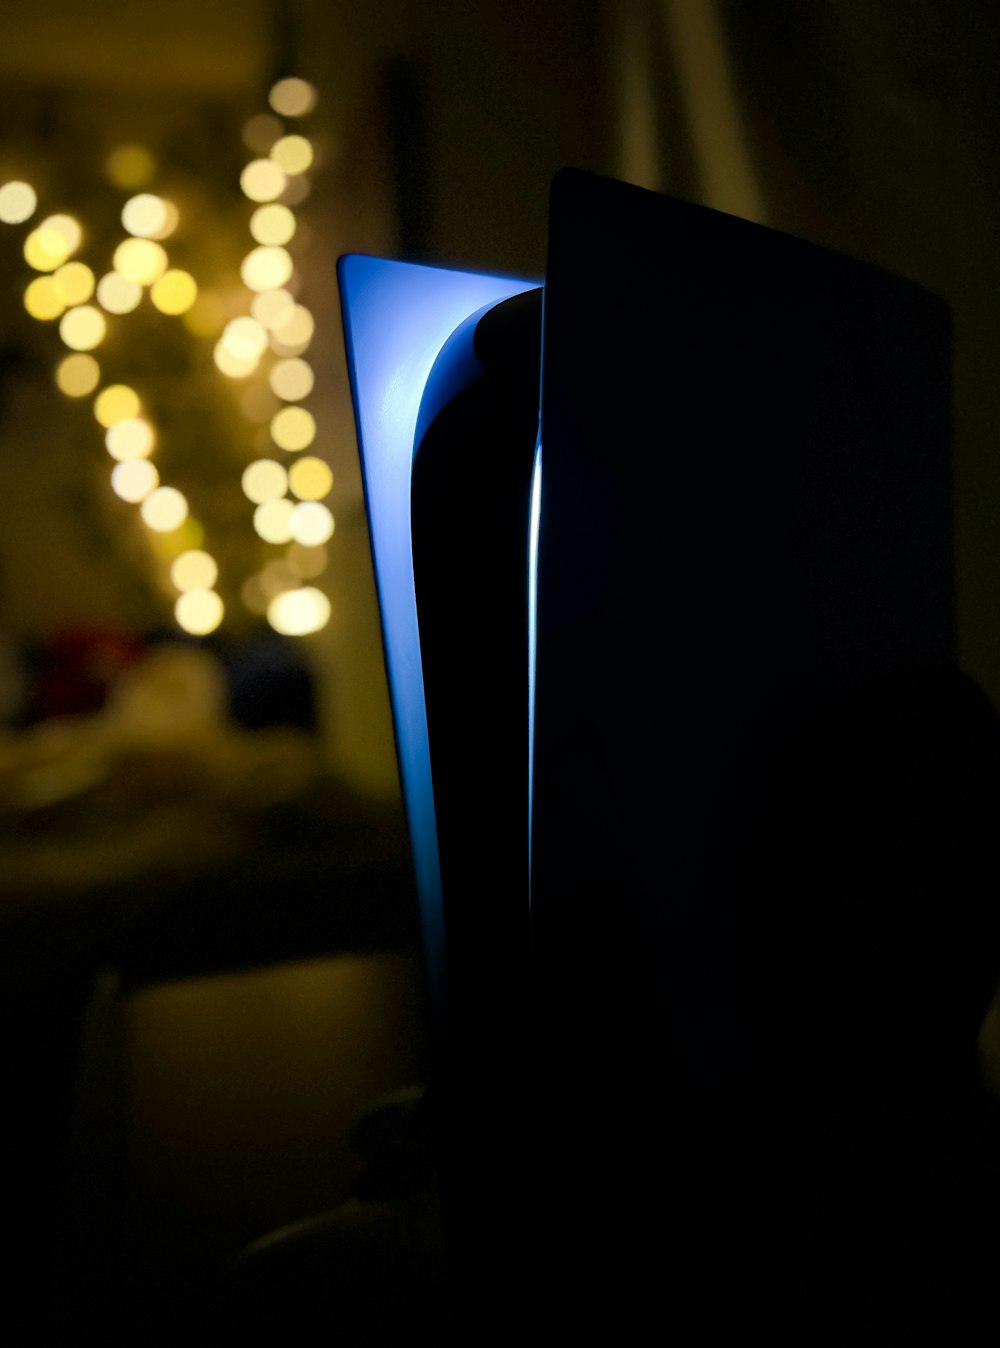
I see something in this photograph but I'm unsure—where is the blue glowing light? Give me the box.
[527,436,542,905]
[338,255,537,1008]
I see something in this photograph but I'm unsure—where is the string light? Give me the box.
[105,417,155,461]
[269,358,313,401]
[0,181,37,224]
[175,589,224,635]
[141,486,188,532]
[60,305,106,350]
[242,459,288,503]
[150,269,197,315]
[53,262,95,305]
[250,204,296,246]
[24,276,65,320]
[269,78,317,117]
[270,135,313,175]
[240,160,286,203]
[267,586,330,635]
[288,455,331,500]
[253,498,295,543]
[111,459,159,502]
[56,353,100,397]
[240,245,293,292]
[171,550,218,591]
[290,500,334,546]
[113,237,168,285]
[271,406,315,451]
[94,384,141,427]
[97,271,142,314]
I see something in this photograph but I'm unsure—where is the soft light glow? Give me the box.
[240,159,286,203]
[281,175,311,207]
[243,113,283,154]
[213,342,259,378]
[252,288,295,330]
[242,458,288,504]
[106,145,156,189]
[60,305,106,351]
[253,498,295,543]
[336,252,538,1006]
[24,226,70,272]
[105,417,154,461]
[56,353,100,397]
[175,589,224,635]
[268,586,330,636]
[0,181,37,224]
[113,237,168,285]
[94,384,140,427]
[53,262,95,305]
[111,459,159,502]
[290,501,334,546]
[221,316,268,360]
[141,486,188,532]
[24,276,65,320]
[151,269,197,315]
[96,271,142,314]
[150,515,204,558]
[288,455,332,500]
[271,135,313,174]
[241,245,293,292]
[122,194,176,239]
[269,78,317,117]
[271,406,315,451]
[269,357,313,401]
[287,542,327,579]
[250,204,296,246]
[171,549,218,591]
[269,304,314,354]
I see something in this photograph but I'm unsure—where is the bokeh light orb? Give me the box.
[271,135,313,175]
[267,586,330,636]
[94,384,141,427]
[171,549,218,592]
[56,353,100,397]
[290,501,334,546]
[269,358,313,401]
[53,261,95,305]
[151,269,197,315]
[271,406,315,451]
[111,459,159,502]
[240,245,293,292]
[288,455,332,500]
[24,276,65,320]
[113,237,168,285]
[97,271,142,314]
[269,78,317,117]
[105,417,155,461]
[60,305,106,351]
[175,589,224,636]
[240,159,286,203]
[253,498,295,543]
[141,486,188,532]
[242,458,288,504]
[122,194,177,239]
[0,181,37,224]
[106,145,157,190]
[250,204,296,246]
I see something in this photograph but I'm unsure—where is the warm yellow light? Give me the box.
[150,515,204,559]
[0,180,37,224]
[141,486,188,532]
[94,384,140,427]
[269,78,317,117]
[213,342,259,378]
[60,305,106,351]
[151,269,197,315]
[240,159,286,203]
[24,276,65,320]
[253,498,295,543]
[113,237,168,285]
[288,456,332,501]
[243,113,283,154]
[269,304,314,355]
[106,145,156,189]
[97,271,142,314]
[111,459,159,502]
[221,316,268,361]
[290,501,334,546]
[249,204,296,246]
[105,417,154,461]
[242,458,288,504]
[240,245,293,292]
[269,358,314,402]
[271,406,315,451]
[56,353,100,397]
[268,586,330,636]
[171,549,218,591]
[175,589,224,635]
[122,194,176,239]
[53,261,95,305]
[287,542,327,579]
[24,226,69,271]
[271,135,313,175]
[252,288,295,330]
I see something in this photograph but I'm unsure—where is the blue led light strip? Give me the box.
[338,255,537,1011]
